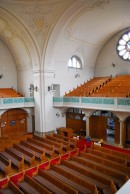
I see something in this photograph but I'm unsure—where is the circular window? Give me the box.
[117,31,130,60]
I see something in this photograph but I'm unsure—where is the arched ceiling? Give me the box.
[0,0,130,70]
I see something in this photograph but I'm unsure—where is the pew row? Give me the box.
[52,133,77,148]
[60,158,117,194]
[0,155,11,177]
[92,144,130,166]
[33,135,63,155]
[70,155,128,189]
[32,167,78,194]
[27,137,56,158]
[8,145,35,167]
[20,140,46,162]
[1,179,24,194]
[81,149,130,176]
[88,145,127,165]
[18,173,52,194]
[47,163,99,194]
[45,134,70,151]
[0,148,24,171]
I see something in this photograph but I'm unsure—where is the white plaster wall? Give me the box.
[95,29,130,77]
[17,68,33,97]
[0,39,17,89]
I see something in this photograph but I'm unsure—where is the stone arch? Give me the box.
[0,7,40,71]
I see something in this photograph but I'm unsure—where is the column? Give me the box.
[119,120,123,146]
[86,115,90,138]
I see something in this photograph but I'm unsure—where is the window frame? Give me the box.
[68,55,82,69]
[117,30,130,61]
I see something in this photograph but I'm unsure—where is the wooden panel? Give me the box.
[1,108,27,136]
[89,116,107,140]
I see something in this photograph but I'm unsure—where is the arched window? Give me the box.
[68,55,82,69]
[117,30,130,60]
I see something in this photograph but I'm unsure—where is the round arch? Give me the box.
[0,7,40,71]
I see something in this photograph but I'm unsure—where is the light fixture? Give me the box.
[75,73,80,78]
[48,83,56,92]
[56,112,60,117]
[0,74,3,79]
[29,84,38,92]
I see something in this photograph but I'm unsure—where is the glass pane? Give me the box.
[68,59,72,67]
[119,39,126,45]
[119,49,126,56]
[122,34,129,42]
[123,51,129,59]
[117,45,125,51]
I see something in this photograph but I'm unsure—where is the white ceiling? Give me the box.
[0,0,130,70]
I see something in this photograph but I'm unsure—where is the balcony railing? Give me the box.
[0,97,34,109]
[53,97,130,112]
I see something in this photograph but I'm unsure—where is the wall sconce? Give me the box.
[75,73,80,78]
[48,83,56,92]
[56,112,60,117]
[0,74,3,79]
[29,84,38,92]
[112,63,115,67]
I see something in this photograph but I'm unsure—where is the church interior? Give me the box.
[0,0,130,193]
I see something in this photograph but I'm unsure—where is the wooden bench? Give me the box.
[32,167,78,194]
[60,158,117,194]
[92,144,130,166]
[8,145,35,167]
[57,127,73,138]
[33,135,63,155]
[47,163,98,194]
[1,148,24,171]
[20,140,46,162]
[52,133,77,148]
[81,150,130,176]
[1,179,24,194]
[71,155,127,188]
[89,145,127,165]
[45,134,70,151]
[27,137,55,158]
[0,154,11,177]
[18,173,52,194]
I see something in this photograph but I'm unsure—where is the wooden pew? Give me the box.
[47,163,99,194]
[71,155,127,188]
[60,158,117,194]
[18,173,52,194]
[52,133,77,148]
[92,144,130,166]
[81,150,130,176]
[8,145,35,167]
[32,168,78,194]
[33,135,63,155]
[0,155,11,177]
[20,140,46,162]
[0,148,24,171]
[45,134,70,151]
[1,179,24,194]
[89,145,127,165]
[27,137,55,158]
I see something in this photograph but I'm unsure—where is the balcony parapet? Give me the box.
[53,97,130,112]
[0,97,34,109]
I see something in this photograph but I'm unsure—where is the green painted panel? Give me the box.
[63,97,79,103]
[118,99,130,106]
[3,98,13,104]
[103,98,114,105]
[82,98,92,103]
[53,97,63,103]
[24,97,34,102]
[14,98,24,103]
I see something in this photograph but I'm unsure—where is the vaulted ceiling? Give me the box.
[0,0,129,70]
